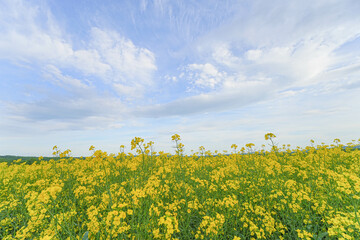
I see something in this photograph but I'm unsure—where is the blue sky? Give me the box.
[1,0,360,156]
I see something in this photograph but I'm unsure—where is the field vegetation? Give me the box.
[1,134,359,239]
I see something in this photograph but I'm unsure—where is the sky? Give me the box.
[1,0,360,156]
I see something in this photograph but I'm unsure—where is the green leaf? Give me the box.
[316,232,328,240]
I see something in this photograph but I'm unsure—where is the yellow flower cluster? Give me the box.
[0,136,359,239]
[195,213,225,239]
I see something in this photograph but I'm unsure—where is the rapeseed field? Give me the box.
[1,134,359,239]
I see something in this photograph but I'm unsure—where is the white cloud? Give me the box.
[4,93,127,123]
[89,28,157,95]
[212,44,241,67]
[187,63,224,89]
[161,0,360,131]
[192,0,360,90]
[67,49,111,76]
[43,65,93,91]
[113,83,139,98]
[0,29,72,62]
[133,80,272,118]
[0,1,157,100]
[164,75,178,83]
[245,49,262,61]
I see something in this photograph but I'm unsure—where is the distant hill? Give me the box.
[0,155,59,164]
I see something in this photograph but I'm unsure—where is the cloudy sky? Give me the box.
[1,0,360,156]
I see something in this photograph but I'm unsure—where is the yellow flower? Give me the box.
[245,143,255,148]
[153,228,161,239]
[40,236,53,240]
[171,134,181,141]
[131,137,144,150]
[265,133,276,140]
